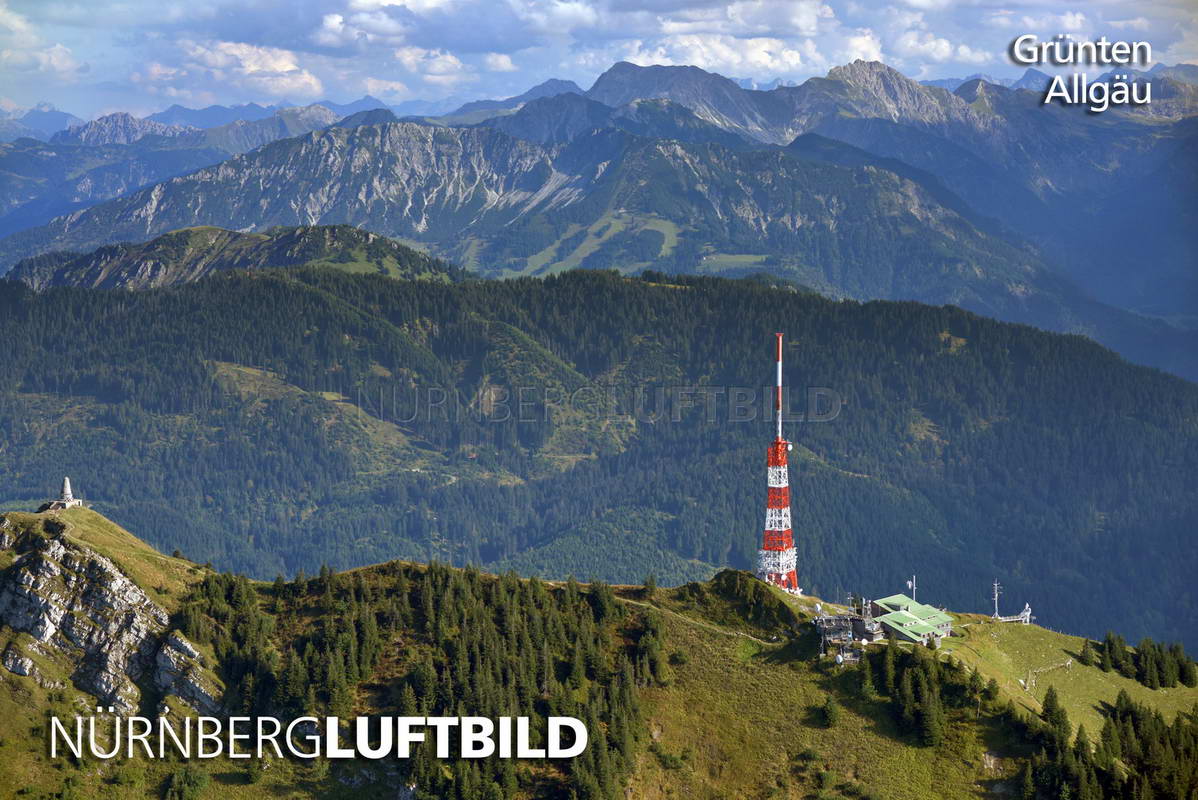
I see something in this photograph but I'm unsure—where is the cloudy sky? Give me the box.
[1,0,1196,118]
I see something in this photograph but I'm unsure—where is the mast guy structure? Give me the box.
[756,333,801,594]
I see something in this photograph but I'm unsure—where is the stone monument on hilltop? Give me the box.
[38,477,83,512]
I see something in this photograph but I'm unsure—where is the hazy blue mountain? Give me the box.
[922,73,1014,91]
[0,138,229,238]
[333,108,401,128]
[145,101,278,128]
[0,119,40,143]
[447,78,585,117]
[168,104,341,153]
[0,106,341,238]
[311,95,389,116]
[477,92,613,143]
[1151,63,1198,86]
[16,103,84,137]
[1010,67,1053,91]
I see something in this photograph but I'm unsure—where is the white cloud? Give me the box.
[393,45,473,86]
[1020,11,1088,33]
[1108,17,1151,32]
[183,40,323,97]
[0,1,85,81]
[894,29,952,61]
[0,41,84,78]
[657,1,834,39]
[509,0,600,35]
[843,28,883,62]
[484,52,517,72]
[131,61,182,83]
[364,76,410,97]
[625,33,807,74]
[955,44,990,65]
[313,14,350,47]
[0,1,36,48]
[349,0,456,11]
[983,10,1014,29]
[1158,22,1198,65]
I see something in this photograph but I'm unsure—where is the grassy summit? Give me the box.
[1,511,1195,798]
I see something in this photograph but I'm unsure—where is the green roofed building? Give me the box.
[870,594,953,647]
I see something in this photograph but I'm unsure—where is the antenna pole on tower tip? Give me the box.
[775,332,783,441]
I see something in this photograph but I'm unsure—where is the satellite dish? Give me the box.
[787,443,793,451]
[835,654,843,665]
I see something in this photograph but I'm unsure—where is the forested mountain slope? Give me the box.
[1,267,1196,647]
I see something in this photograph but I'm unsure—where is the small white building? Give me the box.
[39,477,82,512]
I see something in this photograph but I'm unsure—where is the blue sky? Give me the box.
[1,0,1195,117]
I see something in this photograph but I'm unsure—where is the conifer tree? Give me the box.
[884,634,898,696]
[859,653,876,699]
[898,669,917,732]
[1078,639,1095,667]
[1020,761,1035,800]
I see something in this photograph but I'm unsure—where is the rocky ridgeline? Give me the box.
[49,112,198,147]
[0,514,219,714]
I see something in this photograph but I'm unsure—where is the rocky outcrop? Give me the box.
[0,516,219,714]
[50,112,197,146]
[2,643,34,676]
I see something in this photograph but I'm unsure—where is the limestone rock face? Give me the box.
[0,516,219,714]
[2,643,34,676]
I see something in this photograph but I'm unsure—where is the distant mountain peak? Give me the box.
[444,78,585,119]
[49,112,197,146]
[826,59,913,86]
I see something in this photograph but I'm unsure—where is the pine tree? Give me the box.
[969,666,985,700]
[898,669,917,732]
[884,634,898,696]
[859,653,876,699]
[1181,658,1198,688]
[920,697,945,747]
[1079,639,1095,667]
[1073,724,1091,760]
[1042,686,1070,742]
[1020,761,1035,800]
[1099,716,1122,762]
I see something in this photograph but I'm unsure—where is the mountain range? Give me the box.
[1,58,1195,377]
[0,105,353,239]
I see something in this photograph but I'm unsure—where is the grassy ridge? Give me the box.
[1,512,1197,798]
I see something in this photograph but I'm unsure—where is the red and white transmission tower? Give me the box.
[756,333,801,594]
